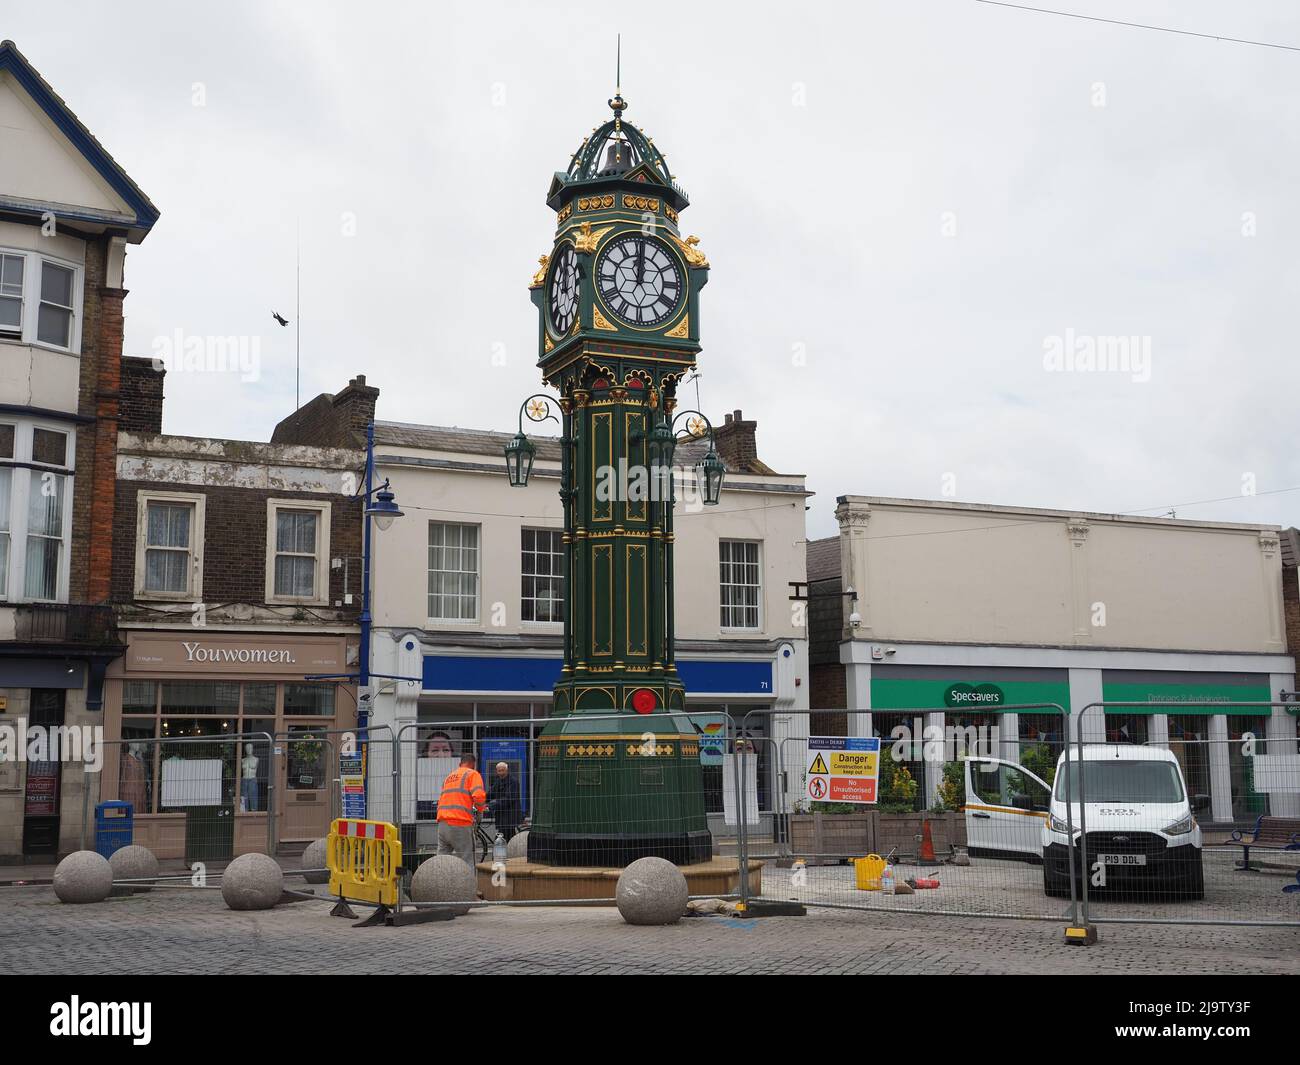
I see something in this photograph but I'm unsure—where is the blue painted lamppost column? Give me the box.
[358,419,405,734]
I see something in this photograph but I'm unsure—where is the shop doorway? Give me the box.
[279,725,330,842]
[1167,715,1211,803]
[22,690,65,856]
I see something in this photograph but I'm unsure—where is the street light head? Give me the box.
[649,419,676,464]
[697,447,725,506]
[504,431,536,487]
[366,484,404,532]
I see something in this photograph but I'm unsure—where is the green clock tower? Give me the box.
[514,81,719,866]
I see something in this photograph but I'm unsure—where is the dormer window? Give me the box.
[0,248,80,352]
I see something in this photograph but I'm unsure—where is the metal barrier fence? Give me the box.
[71,725,395,865]
[64,698,1297,936]
[391,712,757,912]
[77,734,275,861]
[737,705,1086,923]
[736,703,1300,932]
[1071,702,1300,929]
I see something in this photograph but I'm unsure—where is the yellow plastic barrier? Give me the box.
[854,853,886,891]
[327,818,402,906]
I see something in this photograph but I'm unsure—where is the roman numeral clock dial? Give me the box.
[548,244,578,334]
[596,235,683,327]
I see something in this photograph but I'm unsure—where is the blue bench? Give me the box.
[1229,815,1300,871]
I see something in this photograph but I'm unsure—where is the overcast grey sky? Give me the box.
[8,0,1299,538]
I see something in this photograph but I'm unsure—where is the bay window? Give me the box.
[0,418,73,602]
[0,253,23,338]
[0,247,81,351]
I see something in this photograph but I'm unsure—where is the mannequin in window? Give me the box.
[241,743,260,812]
[120,742,148,814]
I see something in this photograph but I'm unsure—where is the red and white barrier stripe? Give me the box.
[336,820,386,840]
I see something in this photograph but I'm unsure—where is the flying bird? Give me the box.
[272,311,290,327]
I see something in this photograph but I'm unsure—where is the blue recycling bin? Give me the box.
[94,800,134,859]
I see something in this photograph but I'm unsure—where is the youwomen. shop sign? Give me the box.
[124,633,348,675]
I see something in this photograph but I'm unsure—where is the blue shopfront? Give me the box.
[416,653,779,820]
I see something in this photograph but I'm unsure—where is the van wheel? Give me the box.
[1043,863,1072,898]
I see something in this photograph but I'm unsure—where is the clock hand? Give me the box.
[636,242,645,285]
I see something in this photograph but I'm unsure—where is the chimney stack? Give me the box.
[712,409,759,472]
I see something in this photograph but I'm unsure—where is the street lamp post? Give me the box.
[357,420,404,732]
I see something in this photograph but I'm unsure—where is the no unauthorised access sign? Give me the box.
[806,736,881,804]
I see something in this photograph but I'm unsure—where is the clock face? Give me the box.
[548,244,578,334]
[596,235,683,327]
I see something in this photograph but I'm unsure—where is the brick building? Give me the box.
[96,373,375,858]
[0,41,159,858]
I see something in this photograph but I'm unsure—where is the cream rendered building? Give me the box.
[364,412,811,832]
[811,496,1297,824]
[0,41,158,857]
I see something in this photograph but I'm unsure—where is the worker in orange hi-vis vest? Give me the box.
[436,754,488,868]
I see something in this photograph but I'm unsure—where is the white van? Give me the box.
[964,744,1209,900]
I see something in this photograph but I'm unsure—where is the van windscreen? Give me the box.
[1053,760,1185,803]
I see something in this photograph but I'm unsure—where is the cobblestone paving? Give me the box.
[763,849,1300,921]
[2,876,1297,975]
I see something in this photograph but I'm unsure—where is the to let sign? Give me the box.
[806,737,881,804]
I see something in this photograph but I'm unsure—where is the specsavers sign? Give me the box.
[944,683,1004,708]
[806,736,881,804]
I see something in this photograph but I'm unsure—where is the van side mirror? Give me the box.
[1012,794,1032,811]
[1191,794,1211,813]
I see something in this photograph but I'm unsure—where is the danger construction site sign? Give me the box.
[806,736,881,804]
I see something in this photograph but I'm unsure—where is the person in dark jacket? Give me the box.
[487,761,523,840]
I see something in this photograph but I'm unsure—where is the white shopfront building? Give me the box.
[364,419,812,832]
[825,496,1298,825]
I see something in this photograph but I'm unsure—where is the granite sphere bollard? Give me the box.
[53,850,114,904]
[221,853,284,910]
[109,845,159,892]
[410,854,476,915]
[301,838,330,884]
[505,830,529,860]
[616,857,689,926]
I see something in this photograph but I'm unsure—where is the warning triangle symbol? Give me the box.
[809,753,829,775]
